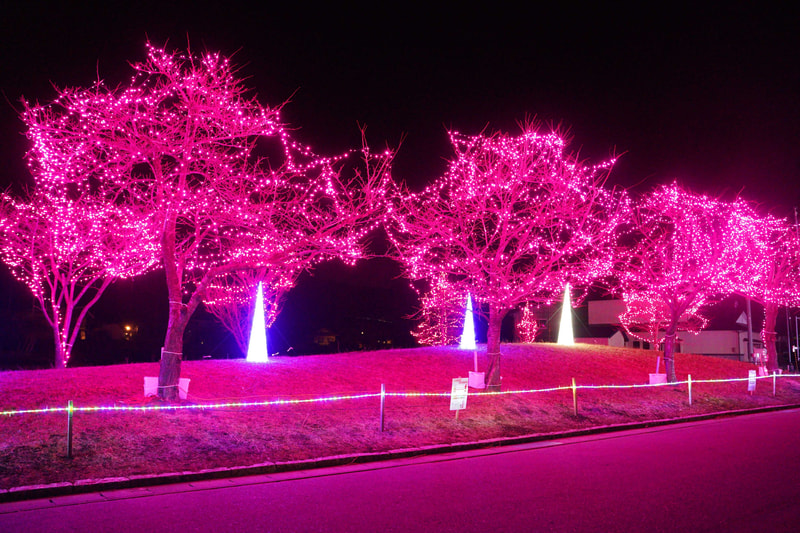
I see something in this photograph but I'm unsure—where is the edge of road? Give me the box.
[3,402,799,503]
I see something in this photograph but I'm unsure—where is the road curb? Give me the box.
[3,403,799,503]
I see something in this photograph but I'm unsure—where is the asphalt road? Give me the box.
[2,409,800,532]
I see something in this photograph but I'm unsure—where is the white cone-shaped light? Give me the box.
[247,282,269,362]
[557,283,575,346]
[459,293,477,349]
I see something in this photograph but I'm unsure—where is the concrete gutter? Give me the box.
[3,403,799,503]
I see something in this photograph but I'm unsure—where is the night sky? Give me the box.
[0,3,798,360]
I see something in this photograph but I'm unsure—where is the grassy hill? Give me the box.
[2,343,799,490]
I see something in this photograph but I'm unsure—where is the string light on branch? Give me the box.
[0,192,159,367]
[726,208,800,372]
[409,274,465,346]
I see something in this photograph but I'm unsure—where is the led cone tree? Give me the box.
[247,281,269,362]
[459,293,477,350]
[0,192,158,367]
[617,184,750,382]
[389,124,625,390]
[23,43,391,399]
[203,267,293,357]
[557,283,575,345]
[732,212,800,372]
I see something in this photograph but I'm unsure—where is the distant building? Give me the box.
[584,297,763,362]
[313,328,338,347]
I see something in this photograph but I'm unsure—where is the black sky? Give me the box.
[0,2,798,357]
[2,3,798,209]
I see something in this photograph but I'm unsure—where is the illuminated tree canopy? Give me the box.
[389,124,626,389]
[616,183,755,382]
[731,212,800,371]
[0,192,158,367]
[20,43,391,398]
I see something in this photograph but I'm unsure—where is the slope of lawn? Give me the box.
[2,343,799,490]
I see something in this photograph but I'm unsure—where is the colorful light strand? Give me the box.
[4,374,796,417]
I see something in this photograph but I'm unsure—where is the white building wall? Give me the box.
[608,330,626,348]
[587,299,759,360]
[588,299,626,325]
[680,330,748,360]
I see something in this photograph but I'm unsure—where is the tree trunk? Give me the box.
[53,329,67,369]
[485,306,506,391]
[763,302,779,373]
[157,261,209,400]
[663,323,678,383]
[158,217,187,401]
[159,301,189,400]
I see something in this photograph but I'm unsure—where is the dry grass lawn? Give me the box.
[2,343,800,490]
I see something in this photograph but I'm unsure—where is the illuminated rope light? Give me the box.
[3,374,798,417]
[0,393,383,417]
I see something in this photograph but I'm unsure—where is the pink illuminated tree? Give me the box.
[618,291,708,349]
[388,124,626,389]
[22,43,391,399]
[732,212,800,372]
[517,303,540,343]
[0,192,158,367]
[410,274,466,346]
[617,184,752,382]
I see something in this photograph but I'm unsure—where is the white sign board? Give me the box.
[748,370,757,392]
[450,377,469,411]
